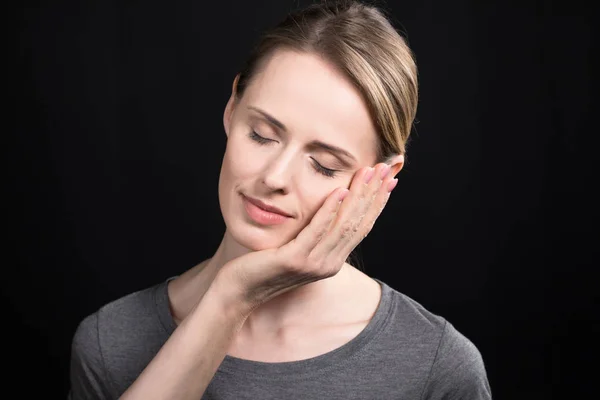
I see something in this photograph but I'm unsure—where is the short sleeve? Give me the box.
[68,313,114,400]
[421,320,492,400]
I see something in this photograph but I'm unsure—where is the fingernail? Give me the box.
[380,164,391,179]
[364,168,375,184]
[387,178,398,192]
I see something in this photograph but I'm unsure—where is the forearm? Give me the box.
[120,279,251,400]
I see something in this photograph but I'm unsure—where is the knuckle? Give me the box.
[358,192,376,210]
[369,191,379,204]
[339,221,354,239]
[340,219,362,241]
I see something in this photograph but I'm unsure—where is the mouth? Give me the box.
[241,194,292,226]
[241,194,293,217]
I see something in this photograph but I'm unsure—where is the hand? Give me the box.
[216,163,399,312]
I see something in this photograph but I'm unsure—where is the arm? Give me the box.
[121,163,398,399]
[70,163,395,399]
[119,276,253,400]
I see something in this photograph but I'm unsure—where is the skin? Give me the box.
[168,49,404,360]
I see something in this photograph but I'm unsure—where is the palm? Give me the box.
[221,163,397,306]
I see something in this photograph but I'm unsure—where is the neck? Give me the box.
[168,230,355,332]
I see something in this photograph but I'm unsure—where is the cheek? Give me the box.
[224,134,265,179]
[298,188,337,225]
[299,170,354,224]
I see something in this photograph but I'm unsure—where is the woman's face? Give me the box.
[219,49,379,251]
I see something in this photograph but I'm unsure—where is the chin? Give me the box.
[225,207,308,251]
[228,224,286,251]
[219,193,297,252]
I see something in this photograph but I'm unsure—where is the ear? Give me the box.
[223,74,240,138]
[388,154,405,178]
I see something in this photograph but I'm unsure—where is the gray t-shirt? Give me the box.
[69,277,492,399]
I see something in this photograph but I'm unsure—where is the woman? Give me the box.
[69,1,491,399]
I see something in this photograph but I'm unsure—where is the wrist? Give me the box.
[205,271,256,321]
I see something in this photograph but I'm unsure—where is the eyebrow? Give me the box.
[248,106,357,167]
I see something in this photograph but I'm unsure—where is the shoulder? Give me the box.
[70,281,171,397]
[382,283,449,345]
[422,321,492,399]
[90,281,170,360]
[72,284,158,360]
[380,283,491,399]
[96,282,166,334]
[76,282,166,346]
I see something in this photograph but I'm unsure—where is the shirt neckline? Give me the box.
[155,275,395,379]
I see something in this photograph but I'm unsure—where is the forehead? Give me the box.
[241,50,378,165]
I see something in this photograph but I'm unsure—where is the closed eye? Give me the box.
[310,158,337,178]
[247,130,338,179]
[248,130,273,145]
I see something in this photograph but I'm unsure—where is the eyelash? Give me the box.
[247,130,337,178]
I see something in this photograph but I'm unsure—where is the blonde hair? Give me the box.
[235,0,419,162]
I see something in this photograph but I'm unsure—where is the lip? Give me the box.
[242,194,293,218]
[241,194,293,226]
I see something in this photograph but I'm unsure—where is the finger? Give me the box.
[354,163,396,232]
[336,163,387,226]
[326,163,390,253]
[287,186,349,259]
[309,164,387,261]
[337,173,397,257]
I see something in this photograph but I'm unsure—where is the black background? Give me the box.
[8,0,597,398]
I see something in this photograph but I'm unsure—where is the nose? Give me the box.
[261,152,296,193]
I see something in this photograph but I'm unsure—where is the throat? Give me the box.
[226,271,382,363]
[227,319,370,363]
